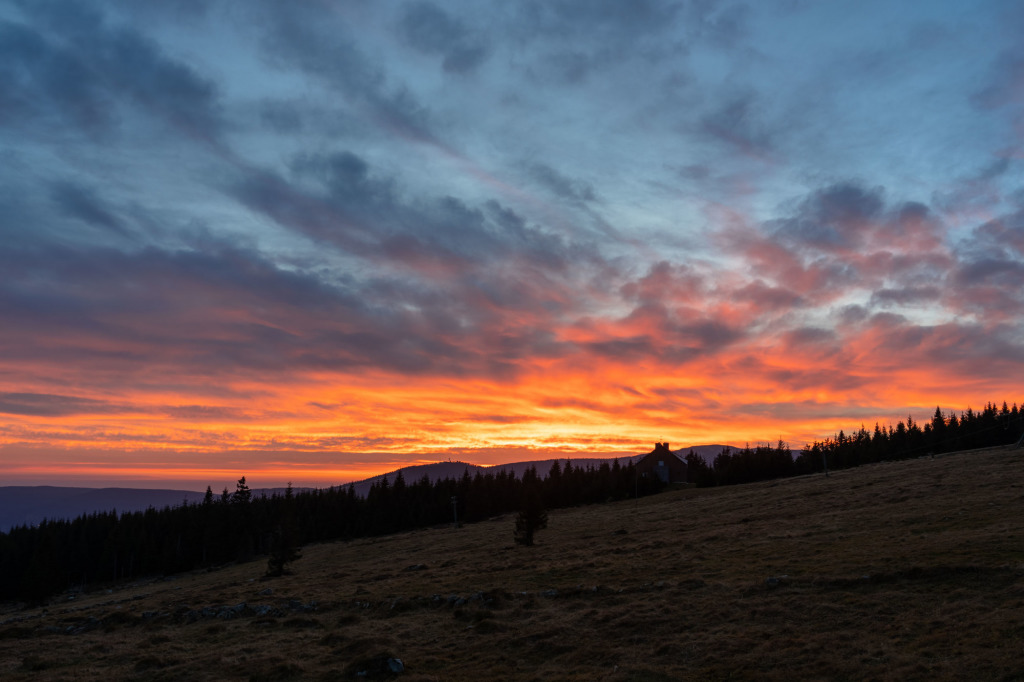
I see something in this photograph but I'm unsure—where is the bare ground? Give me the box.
[2,446,1023,681]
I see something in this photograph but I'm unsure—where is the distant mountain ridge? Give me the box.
[343,445,730,497]
[0,445,731,532]
[344,457,631,498]
[0,486,307,533]
[0,487,208,533]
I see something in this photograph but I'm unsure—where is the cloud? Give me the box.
[0,19,112,132]
[2,1,1024,477]
[259,4,440,145]
[234,148,591,288]
[972,51,1024,111]
[732,281,803,311]
[49,180,130,237]
[515,0,681,40]
[769,183,885,251]
[504,0,690,87]
[700,93,776,159]
[1,2,223,140]
[869,286,941,308]
[397,1,489,74]
[527,163,598,204]
[0,392,119,417]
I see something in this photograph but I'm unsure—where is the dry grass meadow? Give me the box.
[2,446,1023,681]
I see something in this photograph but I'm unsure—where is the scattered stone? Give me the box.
[402,563,427,572]
[348,653,404,678]
[66,617,101,635]
[286,599,318,613]
[541,589,558,598]
[259,588,273,596]
[252,604,280,617]
[218,603,248,619]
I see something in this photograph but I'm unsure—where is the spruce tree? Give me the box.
[513,486,548,547]
[233,476,252,504]
[266,483,302,577]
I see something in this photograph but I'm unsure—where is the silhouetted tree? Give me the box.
[266,483,302,577]
[513,486,548,547]
[232,476,252,504]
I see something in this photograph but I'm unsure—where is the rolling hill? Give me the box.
[1,445,1020,680]
[1,446,732,531]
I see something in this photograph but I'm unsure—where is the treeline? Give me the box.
[685,401,1024,487]
[0,459,660,604]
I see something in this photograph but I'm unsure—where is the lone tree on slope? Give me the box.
[514,486,548,547]
[266,483,302,577]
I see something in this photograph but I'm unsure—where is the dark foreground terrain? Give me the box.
[2,446,1022,680]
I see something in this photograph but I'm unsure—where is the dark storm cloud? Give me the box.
[397,1,489,74]
[2,1,223,140]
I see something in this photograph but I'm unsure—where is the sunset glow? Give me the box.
[2,1,1023,490]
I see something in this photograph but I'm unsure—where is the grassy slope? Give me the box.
[1,446,1022,681]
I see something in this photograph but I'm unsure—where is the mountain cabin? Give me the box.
[635,442,688,483]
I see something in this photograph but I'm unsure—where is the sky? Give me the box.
[2,0,1023,491]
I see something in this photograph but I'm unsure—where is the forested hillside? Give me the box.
[2,400,1021,605]
[0,460,660,603]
